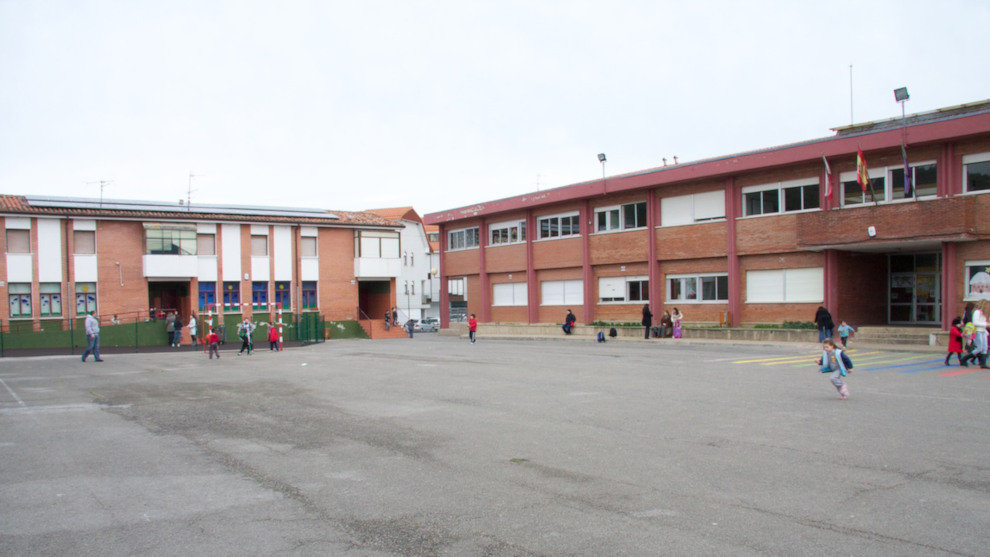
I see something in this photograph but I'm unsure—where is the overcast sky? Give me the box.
[1,0,987,216]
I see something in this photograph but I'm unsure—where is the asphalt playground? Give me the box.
[1,335,988,556]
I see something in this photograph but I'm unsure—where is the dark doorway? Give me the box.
[149,281,190,319]
[358,280,391,321]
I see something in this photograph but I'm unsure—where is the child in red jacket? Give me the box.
[268,324,280,351]
[468,314,478,344]
[946,317,966,366]
[207,328,220,360]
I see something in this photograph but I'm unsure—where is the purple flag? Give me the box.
[902,145,912,197]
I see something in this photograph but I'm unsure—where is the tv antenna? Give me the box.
[86,180,113,207]
[186,172,202,210]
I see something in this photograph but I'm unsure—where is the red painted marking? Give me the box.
[939,369,987,377]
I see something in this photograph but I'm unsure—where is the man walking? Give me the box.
[81,311,103,362]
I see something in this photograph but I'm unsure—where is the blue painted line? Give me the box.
[859,360,942,371]
[899,365,952,374]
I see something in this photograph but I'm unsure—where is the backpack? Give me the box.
[840,351,853,370]
[609,327,617,338]
[596,331,606,342]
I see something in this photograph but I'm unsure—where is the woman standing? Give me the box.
[814,306,834,343]
[187,314,198,348]
[641,304,653,339]
[671,308,684,339]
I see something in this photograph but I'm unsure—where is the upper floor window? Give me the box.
[5,229,30,253]
[489,219,526,246]
[743,179,819,217]
[145,226,196,255]
[301,236,317,257]
[840,161,937,206]
[962,153,990,193]
[251,235,268,256]
[660,191,725,226]
[596,202,647,232]
[197,233,215,256]
[448,227,480,250]
[537,212,580,240]
[356,230,400,257]
[73,230,96,254]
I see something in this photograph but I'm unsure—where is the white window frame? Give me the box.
[448,277,467,297]
[660,191,726,227]
[962,152,990,194]
[447,227,480,251]
[745,268,823,304]
[666,273,729,304]
[964,260,990,301]
[742,178,820,218]
[839,160,938,207]
[598,276,649,303]
[492,282,528,306]
[489,219,526,246]
[536,212,580,241]
[594,201,647,233]
[540,279,583,306]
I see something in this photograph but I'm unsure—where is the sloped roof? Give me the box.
[365,206,422,223]
[0,195,401,228]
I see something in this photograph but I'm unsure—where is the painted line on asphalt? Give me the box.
[0,377,26,406]
[939,368,987,377]
[859,360,944,371]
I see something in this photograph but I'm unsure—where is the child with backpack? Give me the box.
[817,338,851,400]
[946,317,967,366]
[836,321,856,348]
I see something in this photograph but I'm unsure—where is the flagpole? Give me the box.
[849,64,854,125]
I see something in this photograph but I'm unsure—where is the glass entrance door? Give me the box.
[889,253,940,324]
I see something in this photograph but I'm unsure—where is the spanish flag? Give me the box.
[856,147,869,193]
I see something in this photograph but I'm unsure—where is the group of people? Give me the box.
[641,305,683,340]
[384,307,399,330]
[163,311,198,348]
[946,300,990,368]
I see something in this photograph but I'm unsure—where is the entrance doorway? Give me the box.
[889,253,940,324]
[149,281,190,319]
[358,280,391,321]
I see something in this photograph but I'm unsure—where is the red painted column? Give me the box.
[526,210,538,323]
[438,223,449,330]
[478,219,490,322]
[824,249,839,318]
[942,242,957,329]
[724,178,741,327]
[581,199,594,323]
[646,191,659,317]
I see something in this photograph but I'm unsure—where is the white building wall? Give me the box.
[36,219,62,282]
[394,220,435,322]
[273,226,293,281]
[221,223,241,281]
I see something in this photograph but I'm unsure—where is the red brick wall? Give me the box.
[589,229,649,265]
[833,251,887,326]
[445,248,479,276]
[739,252,826,324]
[318,228,360,320]
[485,243,526,274]
[533,237,583,269]
[656,222,726,260]
[96,221,150,322]
[736,214,801,256]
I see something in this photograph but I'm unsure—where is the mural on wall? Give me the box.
[967,262,990,300]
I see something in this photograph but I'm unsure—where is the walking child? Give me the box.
[818,338,850,400]
[268,323,280,351]
[237,318,255,355]
[836,321,856,348]
[468,313,477,343]
[207,328,221,359]
[946,317,966,366]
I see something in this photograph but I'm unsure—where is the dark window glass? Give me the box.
[803,184,820,209]
[716,275,729,300]
[966,161,990,192]
[761,190,779,213]
[784,186,803,212]
[744,192,762,215]
[914,163,937,197]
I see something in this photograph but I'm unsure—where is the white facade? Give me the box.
[394,219,437,322]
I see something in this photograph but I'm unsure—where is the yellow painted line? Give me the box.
[761,350,886,366]
[732,354,820,364]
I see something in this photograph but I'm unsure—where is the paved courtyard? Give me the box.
[1,336,988,556]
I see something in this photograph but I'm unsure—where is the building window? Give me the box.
[39,283,62,316]
[541,279,583,305]
[197,234,216,256]
[8,283,31,317]
[493,282,528,306]
[490,220,527,246]
[222,281,240,308]
[251,235,268,256]
[5,229,30,253]
[145,227,196,255]
[599,276,649,303]
[73,230,96,254]
[840,161,937,206]
[746,268,823,303]
[274,281,290,309]
[890,162,937,200]
[842,172,886,206]
[356,231,400,257]
[537,212,580,240]
[448,227,480,250]
[596,202,647,232]
[75,282,97,314]
[302,281,317,309]
[198,282,216,310]
[448,277,467,297]
[962,153,990,193]
[252,282,268,308]
[743,179,819,217]
[964,260,990,301]
[301,236,317,257]
[661,191,725,226]
[667,273,729,303]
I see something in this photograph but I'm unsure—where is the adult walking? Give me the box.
[187,314,198,348]
[641,304,653,339]
[814,306,834,343]
[165,311,176,346]
[81,311,103,362]
[967,300,989,369]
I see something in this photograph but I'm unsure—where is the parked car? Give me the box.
[414,318,439,332]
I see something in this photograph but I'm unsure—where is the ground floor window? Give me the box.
[541,279,583,305]
[274,281,291,309]
[8,283,31,317]
[493,282,528,306]
[75,282,97,314]
[198,281,216,310]
[964,260,990,301]
[39,283,62,316]
[746,268,822,303]
[599,276,648,303]
[223,281,240,308]
[667,273,729,303]
[252,281,268,309]
[302,281,317,309]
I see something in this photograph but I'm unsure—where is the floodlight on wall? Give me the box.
[894,87,909,102]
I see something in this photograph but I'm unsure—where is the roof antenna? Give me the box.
[187,172,201,211]
[86,180,113,208]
